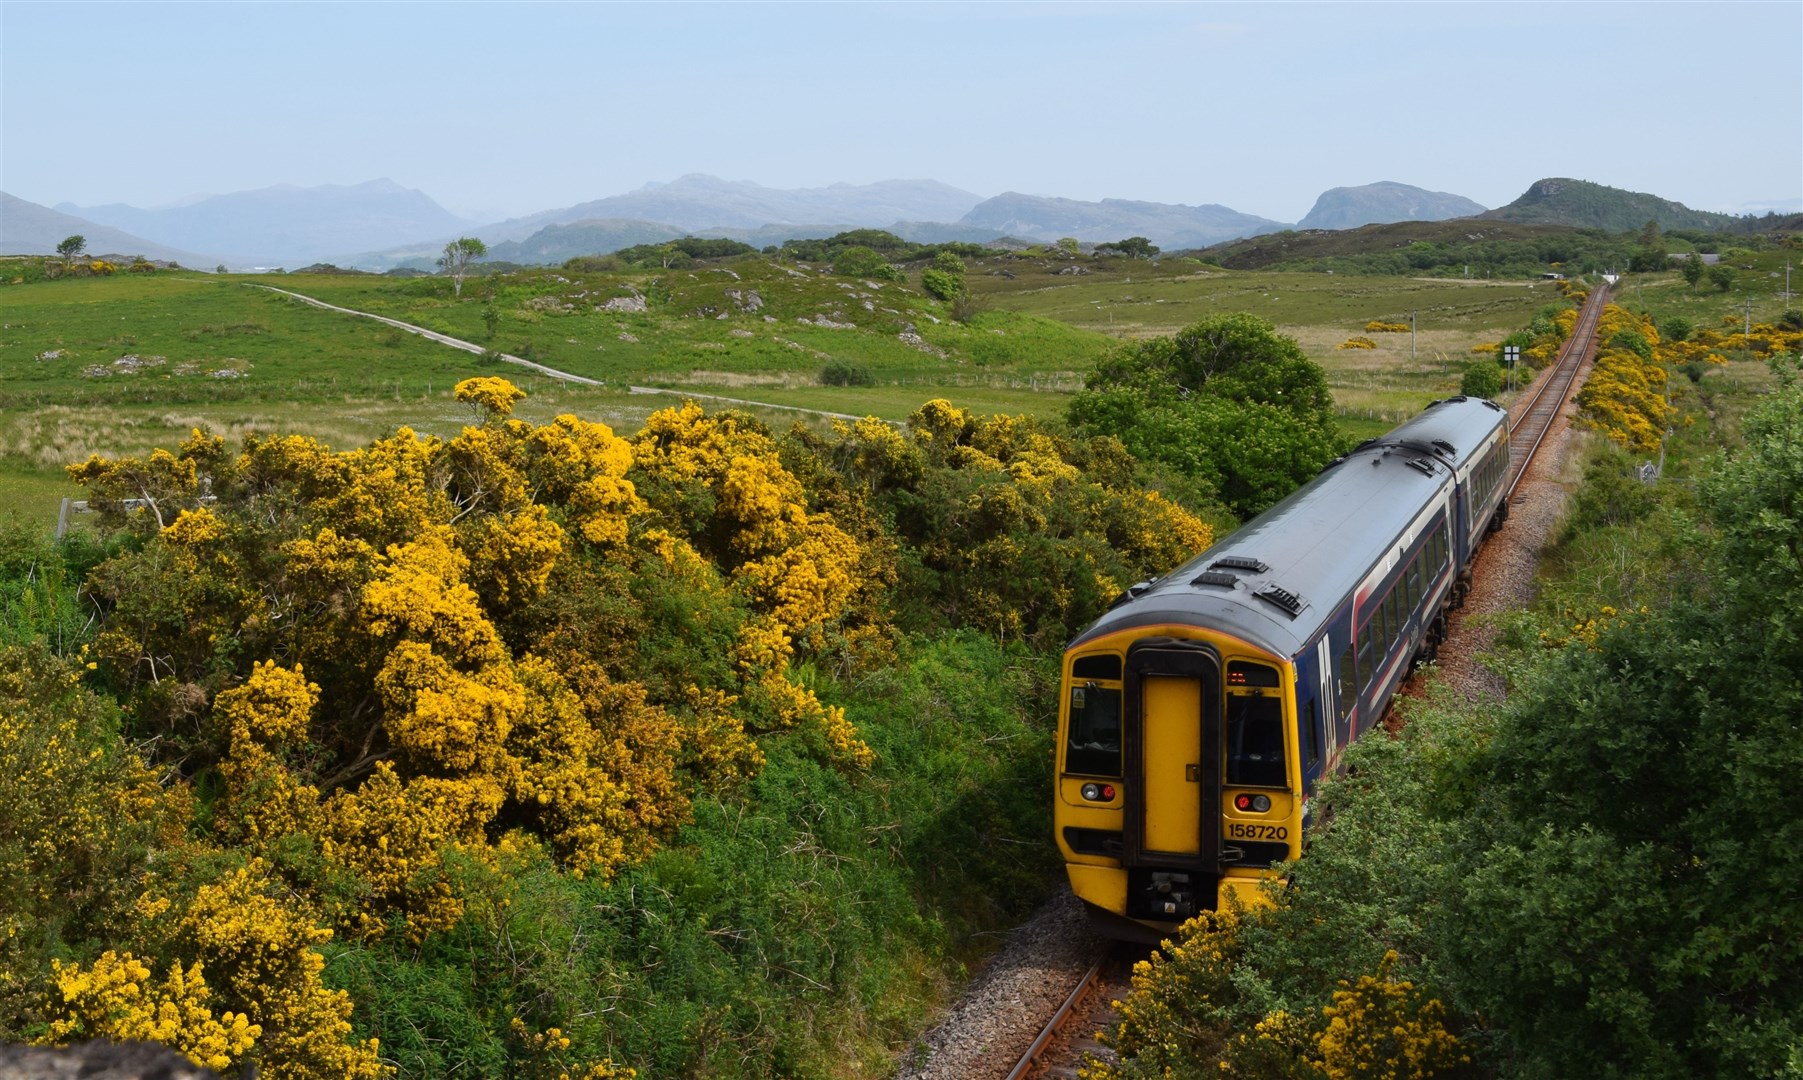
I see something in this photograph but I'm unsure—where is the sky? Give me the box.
[3,1,1800,224]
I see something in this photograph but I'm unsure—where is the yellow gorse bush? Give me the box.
[47,952,260,1072]
[1577,305,1675,454]
[1338,336,1377,350]
[1312,951,1470,1080]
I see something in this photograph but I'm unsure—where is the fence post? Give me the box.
[56,497,72,540]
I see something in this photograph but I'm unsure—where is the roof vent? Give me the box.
[1107,579,1154,610]
[1192,571,1239,588]
[1254,584,1306,618]
[1431,438,1456,457]
[1210,556,1269,574]
[1406,457,1437,477]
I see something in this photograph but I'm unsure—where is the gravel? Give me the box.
[893,890,1104,1080]
[1433,357,1594,704]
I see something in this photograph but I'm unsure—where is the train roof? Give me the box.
[1069,396,1507,660]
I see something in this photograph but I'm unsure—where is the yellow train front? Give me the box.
[1055,397,1510,941]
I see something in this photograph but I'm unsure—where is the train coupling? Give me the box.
[1146,872,1196,920]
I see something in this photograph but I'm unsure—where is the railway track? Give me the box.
[1004,952,1146,1080]
[1505,282,1607,498]
[968,283,1613,1080]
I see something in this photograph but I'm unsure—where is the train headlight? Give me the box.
[1080,783,1115,802]
[1233,793,1272,813]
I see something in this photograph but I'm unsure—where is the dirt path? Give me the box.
[248,284,878,423]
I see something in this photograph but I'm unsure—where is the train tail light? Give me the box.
[1080,783,1116,802]
[1233,793,1272,813]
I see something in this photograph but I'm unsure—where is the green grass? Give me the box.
[0,258,1620,521]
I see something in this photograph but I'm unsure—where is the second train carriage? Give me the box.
[1055,396,1511,941]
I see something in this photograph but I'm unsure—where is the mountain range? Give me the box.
[52,179,469,265]
[1,175,1778,271]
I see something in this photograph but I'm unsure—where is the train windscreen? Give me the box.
[1066,684,1122,776]
[1226,692,1286,787]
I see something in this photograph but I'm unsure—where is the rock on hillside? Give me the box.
[1480,178,1741,232]
[1298,181,1485,230]
[957,192,1286,250]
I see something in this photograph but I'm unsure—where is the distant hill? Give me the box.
[481,216,1017,267]
[1298,181,1486,230]
[487,219,689,265]
[0,192,213,264]
[1200,219,1604,272]
[56,179,471,264]
[485,175,984,240]
[956,192,1286,249]
[1481,178,1741,232]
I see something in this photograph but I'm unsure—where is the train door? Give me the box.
[1121,637,1221,922]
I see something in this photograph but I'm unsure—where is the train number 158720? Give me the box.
[1226,822,1289,841]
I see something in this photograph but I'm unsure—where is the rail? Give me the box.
[1005,961,1103,1080]
[1504,283,1607,498]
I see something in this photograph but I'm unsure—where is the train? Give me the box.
[1054,395,1512,942]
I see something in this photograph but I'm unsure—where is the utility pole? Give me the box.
[1745,298,1753,338]
[1410,310,1417,362]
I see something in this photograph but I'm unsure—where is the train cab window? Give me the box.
[1065,682,1122,777]
[1072,655,1121,681]
[1227,661,1280,688]
[1226,692,1287,787]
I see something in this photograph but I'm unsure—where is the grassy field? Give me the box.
[13,249,1753,526]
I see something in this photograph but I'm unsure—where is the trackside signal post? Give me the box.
[1503,345,1520,394]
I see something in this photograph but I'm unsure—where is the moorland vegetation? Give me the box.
[1,215,1799,1076]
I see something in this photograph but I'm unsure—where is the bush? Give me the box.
[831,246,903,282]
[818,360,875,387]
[1460,359,1503,398]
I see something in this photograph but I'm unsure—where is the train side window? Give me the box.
[1386,591,1403,648]
[1336,643,1357,723]
[1226,693,1286,787]
[1303,698,1321,771]
[1406,560,1422,614]
[1356,624,1375,689]
[1065,683,1122,777]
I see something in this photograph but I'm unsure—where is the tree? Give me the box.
[1680,254,1706,289]
[920,251,966,302]
[55,235,86,266]
[1069,313,1345,518]
[1114,236,1159,259]
[437,236,487,297]
[1709,264,1734,292]
[831,245,902,281]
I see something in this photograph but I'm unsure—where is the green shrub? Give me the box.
[1459,358,1503,398]
[818,360,876,387]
